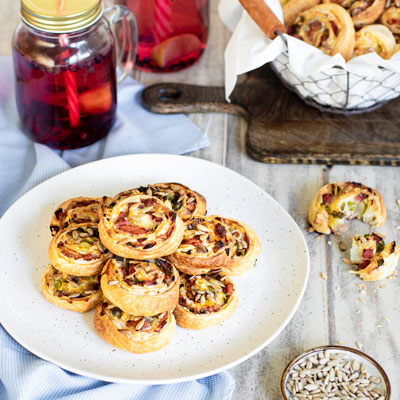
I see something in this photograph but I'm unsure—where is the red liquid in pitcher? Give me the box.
[126,0,208,72]
[12,41,117,150]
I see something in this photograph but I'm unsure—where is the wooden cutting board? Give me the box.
[142,65,400,166]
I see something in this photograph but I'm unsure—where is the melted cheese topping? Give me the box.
[107,258,176,295]
[104,303,169,339]
[179,274,232,313]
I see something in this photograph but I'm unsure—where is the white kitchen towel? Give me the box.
[0,56,235,400]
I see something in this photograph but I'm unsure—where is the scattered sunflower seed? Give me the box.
[338,241,347,251]
[356,341,363,349]
[320,272,327,281]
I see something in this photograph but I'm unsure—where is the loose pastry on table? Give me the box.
[324,0,386,27]
[308,182,386,235]
[280,0,320,26]
[380,0,400,34]
[49,223,111,276]
[287,3,355,61]
[101,257,179,316]
[94,301,176,353]
[174,272,238,330]
[167,216,234,275]
[349,232,400,281]
[41,265,102,312]
[50,197,101,236]
[353,24,396,58]
[98,193,184,259]
[212,215,261,276]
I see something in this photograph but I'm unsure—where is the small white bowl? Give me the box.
[280,345,391,399]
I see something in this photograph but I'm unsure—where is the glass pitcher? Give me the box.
[12,0,137,150]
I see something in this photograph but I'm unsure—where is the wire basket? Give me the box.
[270,36,400,115]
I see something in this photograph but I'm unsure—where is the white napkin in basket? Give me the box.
[219,0,400,109]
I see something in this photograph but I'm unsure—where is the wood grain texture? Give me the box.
[0,0,399,399]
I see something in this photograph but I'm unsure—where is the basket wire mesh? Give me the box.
[270,31,400,115]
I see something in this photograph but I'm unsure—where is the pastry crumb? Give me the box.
[320,272,327,281]
[356,341,363,349]
[338,241,347,251]
[308,227,315,233]
[359,298,364,303]
[343,258,351,265]
[337,341,344,345]
[357,283,366,290]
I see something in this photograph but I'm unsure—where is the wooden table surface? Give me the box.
[1,1,399,399]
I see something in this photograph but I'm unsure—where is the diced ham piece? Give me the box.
[355,193,368,202]
[322,194,333,204]
[362,248,374,259]
[358,260,371,270]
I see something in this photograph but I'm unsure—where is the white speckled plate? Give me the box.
[0,154,309,384]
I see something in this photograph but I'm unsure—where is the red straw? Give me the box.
[154,0,172,43]
[58,0,80,128]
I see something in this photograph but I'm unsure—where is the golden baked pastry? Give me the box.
[101,257,179,316]
[174,272,238,330]
[94,301,176,353]
[212,215,261,276]
[98,194,184,259]
[308,182,386,234]
[281,0,321,26]
[49,223,111,276]
[324,0,386,27]
[167,216,234,275]
[288,3,355,61]
[99,182,206,222]
[50,197,101,236]
[353,24,396,58]
[380,0,400,34]
[349,232,400,281]
[41,265,102,312]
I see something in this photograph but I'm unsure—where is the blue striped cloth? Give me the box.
[0,56,235,400]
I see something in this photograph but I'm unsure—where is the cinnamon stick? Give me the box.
[239,0,286,39]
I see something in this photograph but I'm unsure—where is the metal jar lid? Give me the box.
[21,0,103,33]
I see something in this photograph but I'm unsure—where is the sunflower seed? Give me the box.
[72,230,79,240]
[87,228,94,235]
[107,280,119,286]
[135,319,145,330]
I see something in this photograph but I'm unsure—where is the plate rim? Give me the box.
[0,153,310,384]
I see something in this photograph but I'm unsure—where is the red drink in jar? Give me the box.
[12,29,117,150]
[125,0,209,72]
[12,0,137,150]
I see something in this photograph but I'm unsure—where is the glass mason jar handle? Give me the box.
[104,5,137,83]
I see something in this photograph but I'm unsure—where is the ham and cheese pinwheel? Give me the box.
[94,301,176,353]
[212,216,261,276]
[101,257,179,316]
[98,194,184,259]
[308,182,386,235]
[174,272,238,330]
[50,197,101,236]
[350,232,400,281]
[324,0,386,27]
[41,265,102,312]
[288,4,355,60]
[49,223,111,276]
[167,216,234,275]
[99,182,206,222]
[380,0,400,34]
[353,24,396,58]
[280,0,321,26]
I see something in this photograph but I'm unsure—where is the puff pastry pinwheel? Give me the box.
[308,182,386,235]
[174,272,238,330]
[41,265,102,312]
[380,0,400,34]
[50,197,101,236]
[167,216,234,275]
[288,4,355,60]
[349,232,400,281]
[353,24,396,58]
[281,0,321,26]
[98,194,184,259]
[94,301,176,353]
[101,257,179,316]
[324,0,386,27]
[49,223,111,276]
[212,216,261,276]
